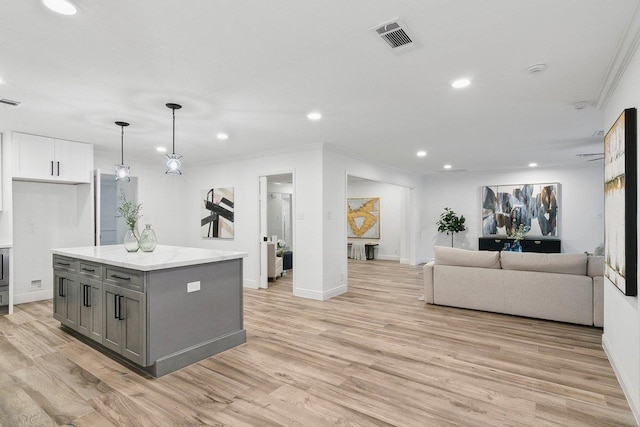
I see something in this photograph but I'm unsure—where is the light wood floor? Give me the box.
[0,260,635,426]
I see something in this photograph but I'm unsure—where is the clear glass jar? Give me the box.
[139,224,157,252]
[123,227,139,252]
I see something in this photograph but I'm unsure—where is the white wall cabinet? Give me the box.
[12,133,92,184]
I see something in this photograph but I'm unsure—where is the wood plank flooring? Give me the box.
[0,260,635,426]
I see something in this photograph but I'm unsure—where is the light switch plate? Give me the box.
[187,281,201,293]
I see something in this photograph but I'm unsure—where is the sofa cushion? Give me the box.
[500,251,587,276]
[433,246,501,269]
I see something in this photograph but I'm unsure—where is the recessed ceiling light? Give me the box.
[443,164,452,169]
[42,0,77,15]
[451,78,471,89]
[307,112,322,121]
[156,147,167,153]
[416,150,427,157]
[529,162,538,167]
[216,133,229,140]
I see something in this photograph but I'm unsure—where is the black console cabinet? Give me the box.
[478,237,561,253]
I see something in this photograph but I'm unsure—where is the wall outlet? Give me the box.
[187,281,201,293]
[30,280,42,290]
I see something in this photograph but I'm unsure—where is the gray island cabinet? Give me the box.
[52,245,247,377]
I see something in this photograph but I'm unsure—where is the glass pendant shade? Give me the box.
[114,121,131,181]
[165,103,183,175]
[165,153,182,175]
[115,164,130,181]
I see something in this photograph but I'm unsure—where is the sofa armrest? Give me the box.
[593,275,604,327]
[587,255,604,277]
[424,261,435,304]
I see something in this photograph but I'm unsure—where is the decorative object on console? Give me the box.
[139,224,157,252]
[165,103,183,175]
[436,207,466,247]
[482,183,559,238]
[117,193,142,252]
[201,187,235,239]
[347,197,380,239]
[114,121,131,181]
[510,224,530,252]
[604,107,637,296]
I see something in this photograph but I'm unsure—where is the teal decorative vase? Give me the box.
[511,241,522,252]
[123,227,139,252]
[139,224,157,252]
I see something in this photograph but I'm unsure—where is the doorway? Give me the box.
[259,173,294,291]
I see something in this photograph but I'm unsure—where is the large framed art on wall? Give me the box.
[482,183,559,238]
[604,108,637,296]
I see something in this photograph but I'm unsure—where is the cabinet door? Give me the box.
[13,133,55,181]
[89,281,103,343]
[54,139,91,183]
[61,274,79,329]
[102,283,122,354]
[77,278,101,340]
[121,288,146,366]
[53,272,65,322]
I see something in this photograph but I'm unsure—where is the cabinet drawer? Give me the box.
[104,266,144,292]
[79,261,101,279]
[53,255,77,272]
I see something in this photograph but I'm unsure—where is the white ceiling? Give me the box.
[0,0,637,175]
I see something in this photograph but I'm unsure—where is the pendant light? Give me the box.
[165,103,183,175]
[114,121,130,181]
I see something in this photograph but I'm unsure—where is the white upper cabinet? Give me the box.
[12,133,92,184]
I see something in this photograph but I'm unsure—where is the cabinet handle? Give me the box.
[59,277,65,297]
[57,161,60,176]
[114,294,120,319]
[83,284,91,307]
[118,295,125,320]
[81,267,95,272]
[50,161,54,176]
[58,262,71,267]
[110,274,131,281]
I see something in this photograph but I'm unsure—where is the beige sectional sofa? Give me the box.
[423,246,604,326]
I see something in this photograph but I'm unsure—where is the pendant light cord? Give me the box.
[120,125,125,164]
[172,108,176,155]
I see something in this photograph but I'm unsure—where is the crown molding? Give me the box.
[596,1,640,109]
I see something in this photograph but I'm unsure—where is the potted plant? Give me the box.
[436,207,466,247]
[117,193,143,252]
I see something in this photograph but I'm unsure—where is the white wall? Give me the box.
[347,179,404,261]
[602,39,640,423]
[422,165,604,259]
[12,181,91,303]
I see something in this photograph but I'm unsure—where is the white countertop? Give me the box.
[0,241,12,249]
[51,245,247,271]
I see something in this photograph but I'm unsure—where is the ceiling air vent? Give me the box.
[0,98,21,107]
[371,18,421,55]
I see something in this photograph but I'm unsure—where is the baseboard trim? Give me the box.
[293,284,347,301]
[602,334,640,425]
[377,255,400,261]
[243,279,259,289]
[14,290,53,304]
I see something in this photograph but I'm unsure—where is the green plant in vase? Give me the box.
[511,224,530,252]
[436,207,466,247]
[117,193,143,252]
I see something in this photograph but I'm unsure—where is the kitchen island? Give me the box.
[51,245,247,377]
